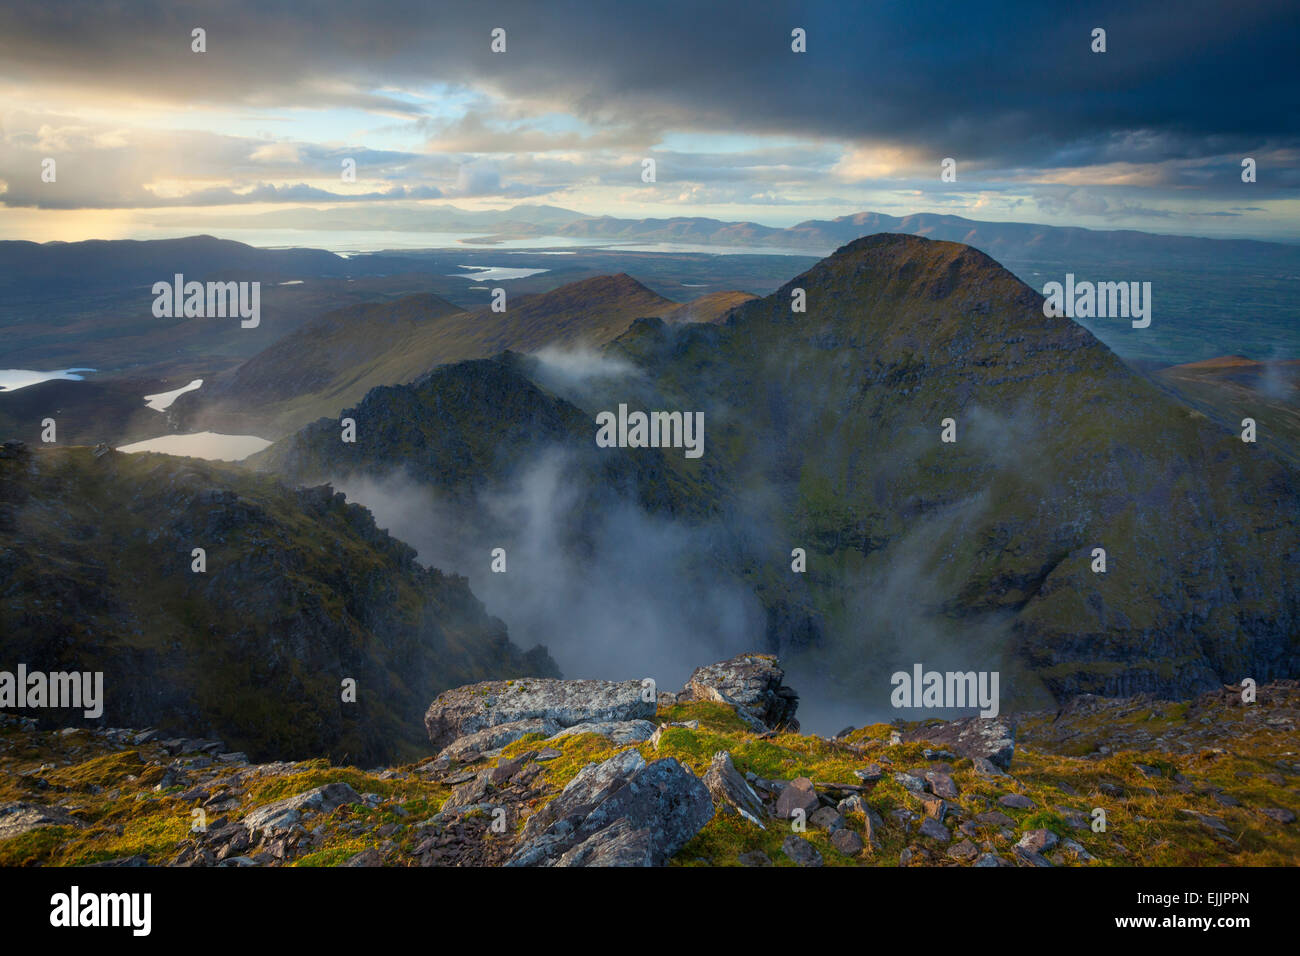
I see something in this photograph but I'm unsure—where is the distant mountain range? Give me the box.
[3,211,1294,369]
[485,209,1300,267]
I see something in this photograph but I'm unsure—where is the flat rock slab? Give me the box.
[425,679,654,750]
[0,802,85,840]
[242,782,362,836]
[436,718,562,762]
[902,716,1016,770]
[548,719,658,745]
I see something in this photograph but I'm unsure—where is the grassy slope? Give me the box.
[178,275,677,440]
[1153,357,1300,469]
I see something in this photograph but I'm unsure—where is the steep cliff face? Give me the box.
[249,352,715,520]
[0,443,557,763]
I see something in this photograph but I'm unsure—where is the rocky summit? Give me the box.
[0,654,1295,868]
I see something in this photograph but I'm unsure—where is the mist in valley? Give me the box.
[334,452,764,699]
[310,336,1065,734]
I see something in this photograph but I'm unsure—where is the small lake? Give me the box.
[144,379,203,411]
[447,265,550,282]
[0,368,96,391]
[117,432,271,461]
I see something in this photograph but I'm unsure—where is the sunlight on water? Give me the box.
[143,379,203,411]
[117,431,271,461]
[0,368,96,391]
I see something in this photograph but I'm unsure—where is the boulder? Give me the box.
[925,771,960,799]
[425,678,655,750]
[515,749,646,846]
[781,834,824,866]
[831,828,864,856]
[809,806,846,832]
[774,777,820,819]
[680,654,799,731]
[507,753,711,867]
[1016,828,1059,854]
[918,817,951,842]
[998,793,1035,810]
[902,716,1016,770]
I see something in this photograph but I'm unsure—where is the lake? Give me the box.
[0,368,96,391]
[117,432,271,461]
[143,379,203,411]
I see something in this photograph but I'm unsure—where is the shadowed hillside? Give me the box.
[0,443,556,763]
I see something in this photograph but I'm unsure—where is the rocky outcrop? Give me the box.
[424,678,656,750]
[506,751,712,867]
[680,654,800,731]
[0,802,85,840]
[3,677,1299,868]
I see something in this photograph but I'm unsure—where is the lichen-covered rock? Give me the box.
[507,753,711,867]
[436,718,562,761]
[242,782,362,836]
[425,678,655,750]
[0,802,85,840]
[548,719,657,745]
[903,716,1016,770]
[681,654,799,731]
[515,748,646,848]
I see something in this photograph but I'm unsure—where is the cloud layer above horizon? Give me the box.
[0,0,1296,240]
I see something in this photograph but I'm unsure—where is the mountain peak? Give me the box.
[746,231,1051,344]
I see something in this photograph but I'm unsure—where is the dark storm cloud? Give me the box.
[1,0,1295,170]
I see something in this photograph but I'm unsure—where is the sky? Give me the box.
[0,0,1297,243]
